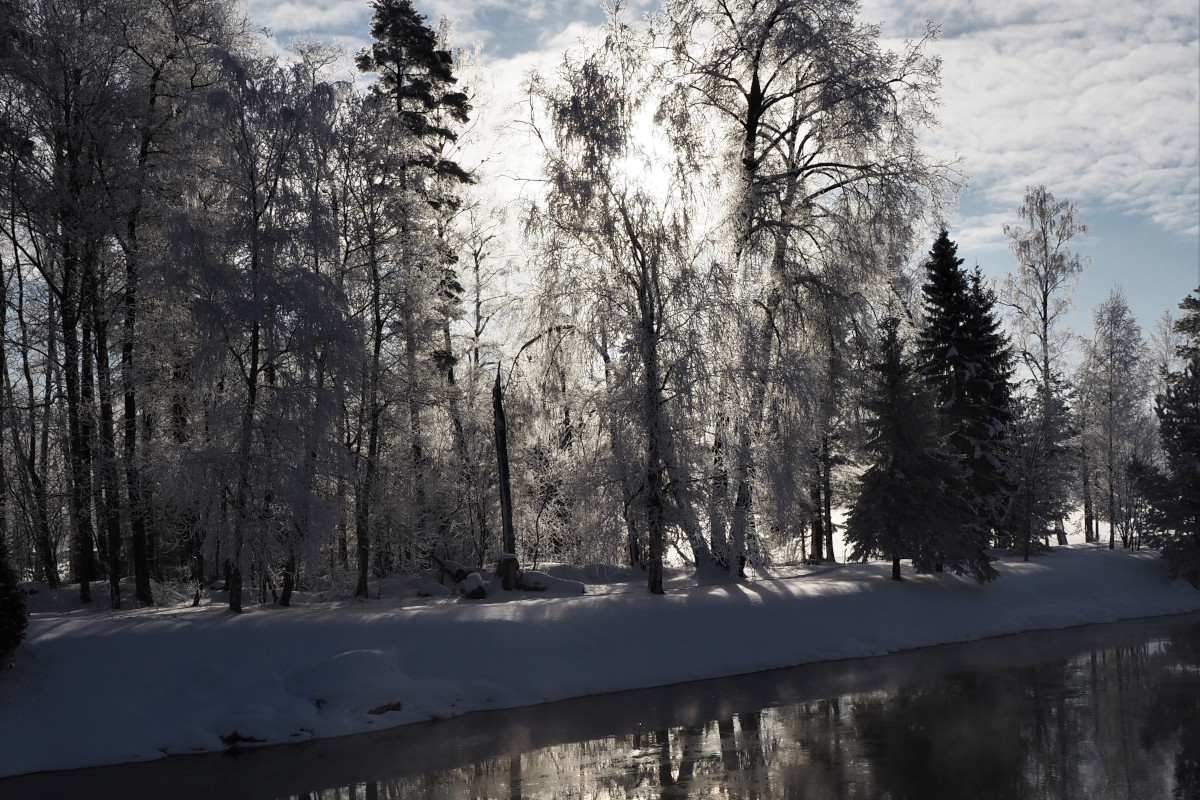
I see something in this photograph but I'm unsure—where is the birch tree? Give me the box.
[660,0,952,570]
[1078,289,1150,548]
[528,11,712,592]
[1001,185,1087,549]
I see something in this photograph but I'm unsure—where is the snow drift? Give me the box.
[0,544,1197,778]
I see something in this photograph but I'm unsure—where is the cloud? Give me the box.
[243,0,371,35]
[861,0,1199,248]
[240,0,1197,258]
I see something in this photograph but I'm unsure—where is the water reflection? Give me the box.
[280,618,1200,800]
[5,615,1199,800]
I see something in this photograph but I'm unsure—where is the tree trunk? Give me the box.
[30,291,58,586]
[443,320,490,563]
[810,476,824,562]
[122,234,152,606]
[727,297,777,575]
[355,243,385,600]
[230,308,261,614]
[92,277,123,610]
[599,337,642,568]
[636,261,667,595]
[65,255,97,604]
[1081,449,1095,542]
[709,427,729,567]
[493,372,515,558]
[405,301,427,558]
[279,550,296,607]
[822,435,836,562]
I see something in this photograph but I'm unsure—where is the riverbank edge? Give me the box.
[2,545,1199,778]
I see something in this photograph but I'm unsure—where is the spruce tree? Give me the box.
[355,0,470,180]
[0,535,27,670]
[916,231,1015,543]
[1004,387,1075,560]
[1136,288,1200,585]
[352,0,472,599]
[846,316,997,582]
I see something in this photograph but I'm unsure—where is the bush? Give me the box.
[0,536,27,670]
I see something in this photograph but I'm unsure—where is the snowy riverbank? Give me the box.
[2,543,1198,778]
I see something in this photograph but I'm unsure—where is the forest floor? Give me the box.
[2,541,1199,778]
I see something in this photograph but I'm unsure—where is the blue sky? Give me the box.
[246,0,1200,342]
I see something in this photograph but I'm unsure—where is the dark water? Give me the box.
[5,613,1200,800]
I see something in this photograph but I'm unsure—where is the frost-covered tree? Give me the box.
[915,231,1014,542]
[176,49,359,612]
[1002,186,1088,399]
[352,0,472,598]
[660,0,954,572]
[1077,289,1149,549]
[0,0,131,605]
[1000,186,1086,548]
[527,10,712,592]
[846,316,995,582]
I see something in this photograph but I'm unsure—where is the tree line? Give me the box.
[0,0,1195,622]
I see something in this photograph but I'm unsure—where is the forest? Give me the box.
[0,0,1197,633]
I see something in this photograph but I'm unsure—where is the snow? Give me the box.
[1,544,1198,778]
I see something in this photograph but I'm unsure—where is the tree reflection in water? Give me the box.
[278,619,1200,800]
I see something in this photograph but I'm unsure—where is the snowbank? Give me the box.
[1,544,1197,777]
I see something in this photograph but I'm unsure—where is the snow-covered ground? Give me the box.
[1,543,1198,778]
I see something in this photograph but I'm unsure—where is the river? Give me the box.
[4,611,1199,799]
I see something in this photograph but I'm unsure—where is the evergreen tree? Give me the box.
[1003,387,1075,559]
[1135,356,1200,585]
[1175,289,1200,360]
[0,535,26,670]
[846,317,997,583]
[351,0,472,598]
[355,0,470,180]
[915,232,1015,542]
[1136,288,1200,585]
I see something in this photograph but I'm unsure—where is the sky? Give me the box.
[243,0,1200,349]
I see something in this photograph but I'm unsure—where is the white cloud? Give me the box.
[241,0,1198,259]
[242,0,372,35]
[866,0,1200,247]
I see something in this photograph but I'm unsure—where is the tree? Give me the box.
[660,0,953,573]
[1077,289,1149,548]
[1002,186,1089,399]
[1004,388,1075,559]
[2,0,129,605]
[352,0,471,599]
[106,0,241,608]
[527,9,712,592]
[1136,356,1200,584]
[1136,287,1200,585]
[178,48,354,612]
[1000,186,1086,548]
[0,532,26,670]
[845,316,996,582]
[915,231,1014,543]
